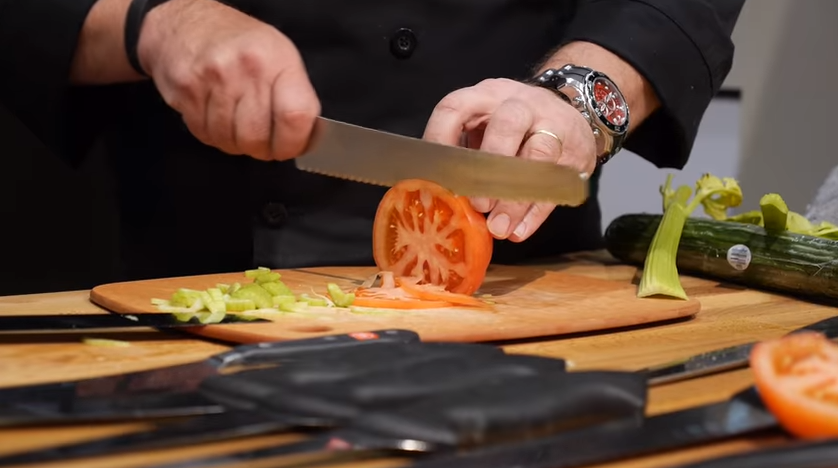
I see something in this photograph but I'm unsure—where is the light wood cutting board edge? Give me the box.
[89,265,702,344]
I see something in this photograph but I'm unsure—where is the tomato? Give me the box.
[372,179,493,296]
[750,331,838,439]
[397,279,491,309]
[352,285,455,309]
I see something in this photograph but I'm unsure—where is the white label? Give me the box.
[727,244,752,271]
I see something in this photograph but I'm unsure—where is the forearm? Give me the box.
[538,41,661,134]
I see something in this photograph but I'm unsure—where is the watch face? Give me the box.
[592,77,628,128]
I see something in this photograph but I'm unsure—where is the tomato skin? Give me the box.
[372,179,493,296]
[750,332,838,439]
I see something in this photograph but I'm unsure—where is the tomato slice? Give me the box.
[352,284,456,309]
[750,331,838,439]
[397,278,491,309]
[372,179,493,296]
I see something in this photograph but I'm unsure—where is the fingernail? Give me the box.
[470,197,491,213]
[512,222,527,239]
[579,172,590,181]
[488,213,511,238]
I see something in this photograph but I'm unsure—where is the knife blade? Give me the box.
[0,312,266,334]
[402,386,779,468]
[641,315,838,385]
[295,117,589,206]
[0,329,420,406]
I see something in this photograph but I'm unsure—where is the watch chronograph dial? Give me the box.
[592,77,627,127]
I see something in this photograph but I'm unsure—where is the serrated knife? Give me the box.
[295,117,589,206]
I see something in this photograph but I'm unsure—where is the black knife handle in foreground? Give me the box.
[671,438,838,468]
[143,371,648,468]
[209,329,421,368]
[0,353,567,466]
[407,386,778,468]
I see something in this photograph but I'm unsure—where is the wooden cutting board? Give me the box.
[89,265,701,344]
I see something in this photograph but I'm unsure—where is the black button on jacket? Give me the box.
[0,0,744,282]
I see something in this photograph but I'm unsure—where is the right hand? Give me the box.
[136,0,320,161]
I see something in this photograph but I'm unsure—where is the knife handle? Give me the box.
[201,353,566,421]
[212,329,421,368]
[352,371,647,447]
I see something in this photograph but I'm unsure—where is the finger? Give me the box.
[423,88,496,146]
[478,98,534,157]
[477,100,536,239]
[233,82,272,160]
[507,202,556,243]
[204,87,241,154]
[269,67,321,161]
[180,91,213,148]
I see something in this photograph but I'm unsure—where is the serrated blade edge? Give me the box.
[295,118,589,206]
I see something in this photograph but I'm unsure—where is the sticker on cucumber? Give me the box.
[727,244,752,271]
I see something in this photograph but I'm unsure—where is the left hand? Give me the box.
[423,78,597,243]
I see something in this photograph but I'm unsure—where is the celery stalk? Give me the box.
[637,173,743,300]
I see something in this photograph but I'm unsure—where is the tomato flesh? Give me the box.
[372,179,493,295]
[750,331,838,439]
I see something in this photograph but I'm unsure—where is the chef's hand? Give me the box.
[137,0,320,161]
[423,78,596,243]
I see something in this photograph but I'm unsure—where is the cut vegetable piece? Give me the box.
[351,296,454,309]
[231,284,273,309]
[750,332,838,439]
[397,279,492,308]
[326,283,355,308]
[372,179,493,296]
[261,281,294,297]
[82,338,131,347]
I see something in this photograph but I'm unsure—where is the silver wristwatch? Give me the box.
[529,65,630,165]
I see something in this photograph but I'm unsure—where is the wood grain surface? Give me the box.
[89,264,700,344]
[1,251,835,468]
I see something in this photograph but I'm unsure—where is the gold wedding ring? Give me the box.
[528,129,563,147]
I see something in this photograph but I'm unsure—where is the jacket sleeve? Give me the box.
[0,0,115,166]
[560,0,745,169]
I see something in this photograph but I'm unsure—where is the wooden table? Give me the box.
[0,251,832,468]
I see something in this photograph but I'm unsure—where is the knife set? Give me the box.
[0,335,650,468]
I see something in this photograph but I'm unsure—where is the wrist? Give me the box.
[538,41,660,131]
[133,0,200,76]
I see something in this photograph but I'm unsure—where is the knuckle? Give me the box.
[434,91,469,114]
[492,99,531,128]
[525,137,559,162]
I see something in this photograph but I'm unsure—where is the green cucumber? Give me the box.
[604,213,838,302]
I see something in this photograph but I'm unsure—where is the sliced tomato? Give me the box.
[351,297,454,309]
[397,278,491,309]
[372,179,493,296]
[352,284,456,309]
[750,331,838,439]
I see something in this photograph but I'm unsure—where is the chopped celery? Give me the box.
[170,288,203,307]
[216,283,231,294]
[299,294,329,307]
[638,174,742,300]
[244,267,271,279]
[82,338,131,347]
[261,281,294,297]
[226,299,256,312]
[195,309,225,324]
[326,283,355,308]
[231,284,273,309]
[272,295,297,309]
[254,272,282,284]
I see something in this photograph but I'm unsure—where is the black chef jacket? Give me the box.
[0,0,744,283]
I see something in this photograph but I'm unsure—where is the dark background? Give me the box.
[0,103,121,296]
